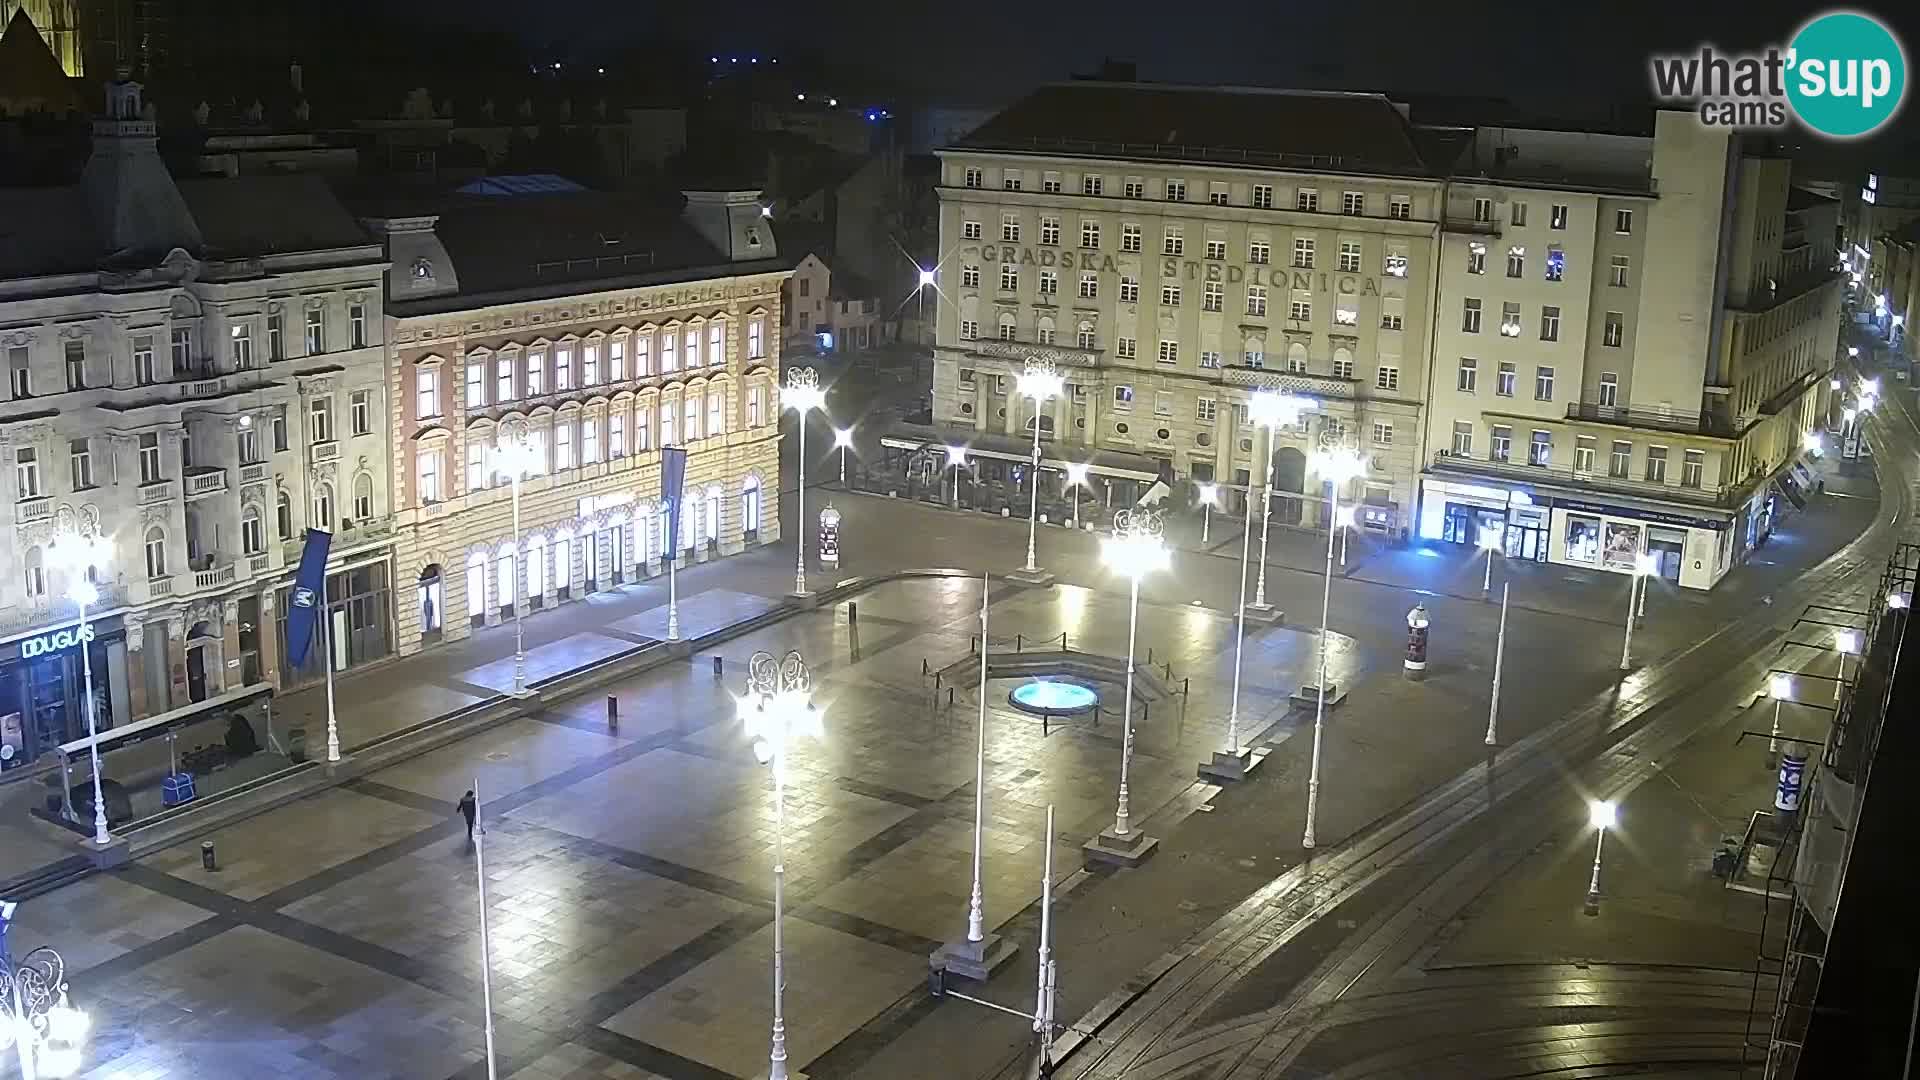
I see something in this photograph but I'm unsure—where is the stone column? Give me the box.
[165,616,188,708]
[258,588,282,689]
[218,598,242,696]
[124,614,149,720]
[974,381,989,432]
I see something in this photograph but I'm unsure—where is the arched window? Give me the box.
[312,482,334,530]
[1036,315,1056,346]
[742,475,763,535]
[23,546,45,599]
[997,312,1018,341]
[241,504,265,554]
[1244,336,1266,368]
[1286,341,1309,373]
[144,526,167,578]
[466,550,487,620]
[351,472,374,522]
[276,489,293,538]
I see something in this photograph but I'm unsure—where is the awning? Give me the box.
[58,683,273,758]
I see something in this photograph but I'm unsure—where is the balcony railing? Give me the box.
[310,440,339,464]
[193,563,236,590]
[184,468,228,498]
[249,554,272,576]
[16,495,52,524]
[1222,365,1357,399]
[239,462,269,485]
[138,480,176,505]
[1430,450,1744,508]
[1565,401,1744,438]
[149,575,174,598]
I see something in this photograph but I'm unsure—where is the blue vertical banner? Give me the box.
[285,527,333,666]
[661,446,688,562]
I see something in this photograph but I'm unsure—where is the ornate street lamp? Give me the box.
[0,914,90,1080]
[784,368,827,597]
[1246,391,1315,618]
[491,424,543,698]
[1086,510,1168,866]
[46,530,111,845]
[1014,359,1065,582]
[1301,441,1366,849]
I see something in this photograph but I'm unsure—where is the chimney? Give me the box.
[682,189,777,262]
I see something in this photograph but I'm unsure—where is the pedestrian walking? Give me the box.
[458,789,477,846]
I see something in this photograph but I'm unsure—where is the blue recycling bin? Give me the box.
[161,771,197,807]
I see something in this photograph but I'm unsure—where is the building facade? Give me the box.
[0,75,392,768]
[356,187,789,659]
[1421,113,1842,590]
[925,83,1444,534]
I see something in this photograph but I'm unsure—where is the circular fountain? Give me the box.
[1008,680,1100,718]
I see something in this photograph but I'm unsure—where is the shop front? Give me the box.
[1418,478,1547,561]
[276,559,394,686]
[0,615,133,770]
[1548,498,1734,591]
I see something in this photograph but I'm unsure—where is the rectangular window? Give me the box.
[267,314,284,361]
[1003,172,1022,191]
[1373,421,1394,447]
[1609,440,1631,478]
[964,167,981,188]
[1037,323,1055,346]
[1196,398,1217,422]
[14,448,39,498]
[1078,273,1097,298]
[349,302,368,348]
[1296,189,1318,212]
[583,344,599,385]
[1496,362,1516,396]
[962,265,980,288]
[418,367,442,418]
[1208,183,1229,206]
[1081,220,1100,248]
[1342,191,1365,215]
[1247,285,1267,316]
[1507,245,1525,277]
[170,327,191,372]
[1082,175,1103,196]
[496,356,514,402]
[1452,421,1473,456]
[1500,302,1522,337]
[1199,350,1221,369]
[466,443,485,492]
[304,308,324,354]
[1339,241,1361,273]
[1041,216,1061,245]
[960,320,978,340]
[1550,204,1568,229]
[1164,178,1185,201]
[1114,387,1134,410]
[1528,429,1551,466]
[1535,366,1555,401]
[1363,363,1394,392]
[1467,242,1486,275]
[609,411,626,458]
[1390,195,1412,220]
[1473,197,1493,222]
[309,396,333,442]
[1162,227,1183,256]
[1510,201,1528,227]
[139,433,162,483]
[1001,215,1020,242]
[1384,243,1408,277]
[1545,247,1565,282]
[1120,276,1139,303]
[609,339,625,380]
[1039,270,1058,296]
[1682,449,1705,488]
[1332,355,1354,379]
[1079,326,1098,350]
[1293,237,1315,268]
[1609,255,1630,287]
[1457,357,1478,392]
[1252,184,1273,209]
[238,424,258,464]
[746,386,762,427]
[1043,172,1062,193]
[1598,372,1619,407]
[638,404,654,448]
[1116,337,1136,359]
[1490,425,1512,462]
[1154,391,1173,416]
[963,220,982,240]
[1206,239,1226,261]
[1121,224,1141,252]
[1575,436,1596,473]
[998,319,1017,341]
[69,438,92,490]
[134,335,156,385]
[351,389,371,435]
[222,325,251,372]
[1000,264,1019,291]
[683,327,700,369]
[662,404,677,446]
[1540,306,1561,341]
[1203,281,1223,312]
[1157,340,1179,364]
[1614,208,1633,234]
[1289,297,1312,322]
[636,334,653,375]
[1124,178,1144,198]
[1249,241,1270,264]
[527,350,547,394]
[1603,312,1624,347]
[1645,445,1668,483]
[418,449,442,503]
[272,406,288,452]
[661,331,678,371]
[555,421,573,469]
[1162,283,1181,307]
[1333,301,1358,327]
[63,340,85,390]
[583,416,600,461]
[1462,298,1482,333]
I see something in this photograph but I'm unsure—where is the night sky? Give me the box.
[412,0,1920,153]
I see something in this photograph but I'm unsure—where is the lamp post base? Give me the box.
[1082,828,1159,868]
[1288,683,1346,710]
[754,1071,809,1080]
[929,932,1018,983]
[1199,747,1255,783]
[507,687,536,700]
[1240,602,1284,626]
[1006,567,1055,587]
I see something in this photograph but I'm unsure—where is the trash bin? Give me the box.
[161,771,197,807]
[287,727,308,763]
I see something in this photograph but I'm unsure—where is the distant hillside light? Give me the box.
[828,97,838,106]
[796,93,805,101]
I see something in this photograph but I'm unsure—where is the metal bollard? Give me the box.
[935,673,942,693]
[201,841,218,872]
[606,695,619,731]
[1017,634,1024,651]
[948,687,955,705]
[713,655,724,678]
[849,602,859,624]
[1147,647,1155,665]
[1183,677,1191,695]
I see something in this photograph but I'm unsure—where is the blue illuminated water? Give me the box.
[1009,680,1100,716]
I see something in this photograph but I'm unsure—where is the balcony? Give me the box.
[193,563,236,590]
[309,440,339,464]
[16,495,52,524]
[138,480,177,505]
[1565,401,1746,439]
[965,340,1100,368]
[1443,216,1502,236]
[149,575,174,598]
[239,462,269,485]
[1429,450,1745,509]
[184,468,228,499]
[1222,365,1358,399]
[249,554,272,576]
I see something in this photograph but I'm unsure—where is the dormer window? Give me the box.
[747,227,762,248]
[411,257,434,281]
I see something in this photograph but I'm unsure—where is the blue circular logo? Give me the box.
[1787,11,1907,138]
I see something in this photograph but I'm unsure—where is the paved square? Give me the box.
[145,788,443,900]
[367,718,627,803]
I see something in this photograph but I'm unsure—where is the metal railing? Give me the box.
[1564,400,1746,437]
[1428,449,1742,507]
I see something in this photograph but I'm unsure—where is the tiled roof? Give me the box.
[175,175,372,257]
[952,83,1437,176]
